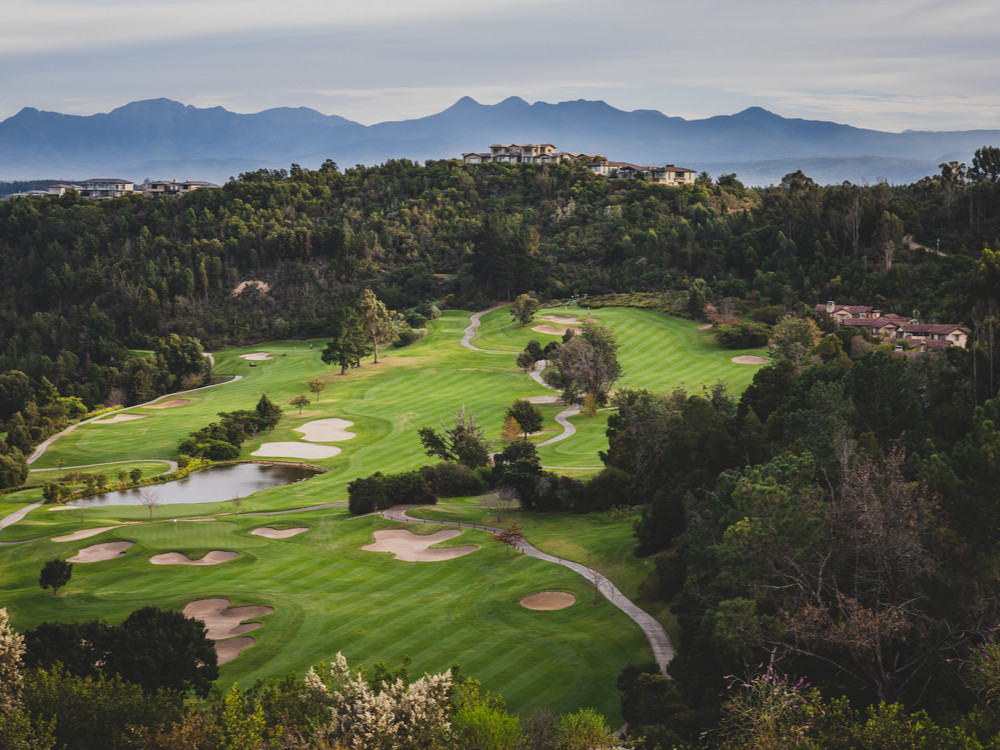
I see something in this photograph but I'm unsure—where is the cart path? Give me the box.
[382,505,675,675]
[30,459,179,474]
[460,305,510,353]
[27,373,243,465]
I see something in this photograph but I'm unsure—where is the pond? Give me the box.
[79,463,319,506]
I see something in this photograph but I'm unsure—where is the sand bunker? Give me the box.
[240,352,273,361]
[250,526,309,539]
[53,526,121,542]
[146,399,190,409]
[731,355,770,365]
[251,442,341,459]
[215,637,256,665]
[520,591,576,610]
[183,598,274,639]
[542,315,582,325]
[68,541,133,563]
[526,395,561,404]
[150,550,239,565]
[532,324,581,335]
[295,418,356,442]
[93,413,147,424]
[363,529,477,562]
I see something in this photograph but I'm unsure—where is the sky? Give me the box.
[3,0,1000,132]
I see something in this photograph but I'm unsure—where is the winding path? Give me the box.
[460,305,510,353]
[26,374,243,465]
[383,505,675,674]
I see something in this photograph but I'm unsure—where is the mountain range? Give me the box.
[1,96,998,186]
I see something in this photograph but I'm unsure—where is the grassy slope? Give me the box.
[0,305,764,718]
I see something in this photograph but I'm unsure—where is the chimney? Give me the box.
[826,300,835,314]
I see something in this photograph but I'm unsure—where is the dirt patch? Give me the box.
[68,541,133,562]
[146,399,190,409]
[93,413,147,424]
[250,526,309,539]
[532,324,580,336]
[698,324,713,331]
[520,591,576,610]
[251,442,341,459]
[232,280,271,296]
[53,526,121,542]
[240,352,273,361]
[149,550,239,565]
[363,529,477,562]
[731,355,769,365]
[542,315,582,325]
[295,418,356,442]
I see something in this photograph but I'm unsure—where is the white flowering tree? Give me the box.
[304,652,453,750]
[0,608,25,715]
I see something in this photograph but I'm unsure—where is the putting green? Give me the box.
[0,305,764,719]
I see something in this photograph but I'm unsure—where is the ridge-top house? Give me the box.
[77,178,135,199]
[462,143,604,165]
[586,161,697,186]
[815,301,970,350]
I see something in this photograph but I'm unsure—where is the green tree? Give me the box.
[155,333,206,382]
[543,320,621,404]
[769,315,820,367]
[418,406,494,468]
[509,293,541,327]
[38,559,72,597]
[358,288,404,364]
[322,307,372,374]
[308,376,327,398]
[505,399,543,438]
[289,394,310,413]
[104,606,219,697]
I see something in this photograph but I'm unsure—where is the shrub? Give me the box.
[715,322,771,349]
[392,328,427,348]
[419,462,488,497]
[347,474,387,515]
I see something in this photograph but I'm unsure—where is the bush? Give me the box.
[347,473,387,515]
[392,328,428,348]
[419,462,488,497]
[715,322,771,349]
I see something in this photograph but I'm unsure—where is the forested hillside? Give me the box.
[5,153,1000,747]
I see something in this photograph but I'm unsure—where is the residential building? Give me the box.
[77,178,135,199]
[141,179,220,197]
[816,301,970,349]
[462,143,604,165]
[586,161,697,186]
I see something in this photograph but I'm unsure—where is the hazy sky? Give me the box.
[4,0,999,131]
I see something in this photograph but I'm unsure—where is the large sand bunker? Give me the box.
[542,315,582,325]
[363,529,477,562]
[146,399,190,409]
[520,591,576,610]
[150,550,239,565]
[93,413,147,424]
[731,355,769,365]
[240,352,273,361]
[53,525,127,542]
[250,526,309,539]
[532,324,581,335]
[183,598,274,664]
[68,541,133,562]
[295,418,356,442]
[251,442,341,459]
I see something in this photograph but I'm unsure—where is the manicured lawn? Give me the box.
[0,304,762,718]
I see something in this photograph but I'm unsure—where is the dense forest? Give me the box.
[4,152,1000,747]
